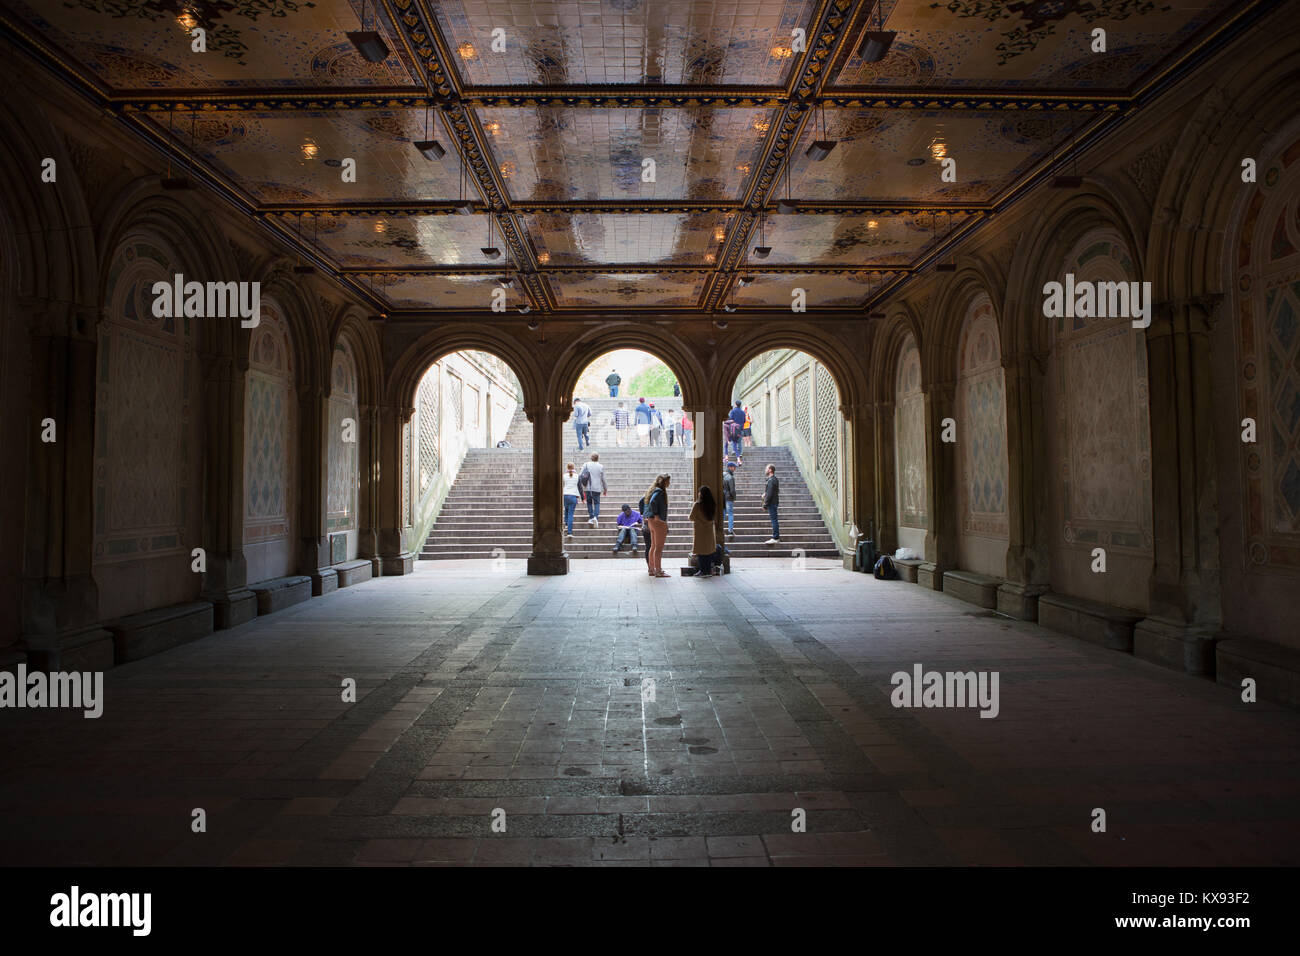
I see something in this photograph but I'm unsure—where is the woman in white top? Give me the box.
[562,462,581,540]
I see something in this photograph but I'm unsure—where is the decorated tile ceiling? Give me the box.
[1,0,1254,313]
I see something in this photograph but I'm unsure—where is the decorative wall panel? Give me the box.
[243,300,295,545]
[895,339,928,530]
[815,364,839,495]
[326,339,358,532]
[794,369,811,446]
[94,241,192,563]
[956,293,1008,538]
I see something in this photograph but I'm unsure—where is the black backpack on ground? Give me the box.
[873,555,897,580]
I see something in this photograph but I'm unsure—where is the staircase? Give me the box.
[420,397,842,560]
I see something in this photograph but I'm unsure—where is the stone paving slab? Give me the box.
[1,558,1298,867]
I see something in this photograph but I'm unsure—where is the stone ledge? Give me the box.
[918,562,947,591]
[23,626,115,672]
[1217,638,1300,710]
[105,602,214,664]
[942,570,1003,609]
[205,587,257,631]
[334,560,373,588]
[894,558,923,584]
[1135,618,1217,677]
[1038,592,1142,652]
[310,569,339,597]
[249,576,312,616]
[997,582,1045,622]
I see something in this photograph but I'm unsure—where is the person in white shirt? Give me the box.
[562,462,581,540]
[580,452,608,527]
[665,408,679,446]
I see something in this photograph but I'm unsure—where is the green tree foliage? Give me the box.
[628,362,678,398]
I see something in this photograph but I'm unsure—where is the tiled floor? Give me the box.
[2,559,1298,866]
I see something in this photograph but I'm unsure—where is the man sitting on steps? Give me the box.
[612,504,642,555]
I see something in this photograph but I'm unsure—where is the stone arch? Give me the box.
[1213,111,1300,650]
[926,264,1005,384]
[388,322,544,413]
[870,304,924,404]
[242,297,298,582]
[329,305,384,408]
[255,263,325,395]
[1007,186,1148,360]
[1042,225,1154,611]
[953,290,1010,577]
[548,323,705,414]
[92,229,205,620]
[711,323,866,414]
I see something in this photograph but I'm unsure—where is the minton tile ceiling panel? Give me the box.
[522,212,733,266]
[548,272,708,309]
[753,212,967,267]
[785,109,1075,204]
[275,213,502,268]
[832,0,1238,91]
[10,0,419,88]
[377,273,516,309]
[731,272,881,308]
[479,106,775,202]
[149,110,466,203]
[433,0,817,86]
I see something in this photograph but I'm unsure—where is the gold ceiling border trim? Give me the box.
[387,0,456,97]
[257,201,991,216]
[791,0,861,100]
[339,265,909,277]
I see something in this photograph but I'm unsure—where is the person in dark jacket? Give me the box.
[726,400,746,461]
[606,369,621,397]
[722,461,738,540]
[762,463,780,545]
[690,486,724,576]
[643,474,671,577]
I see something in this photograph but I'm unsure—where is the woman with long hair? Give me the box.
[690,485,724,576]
[643,474,671,578]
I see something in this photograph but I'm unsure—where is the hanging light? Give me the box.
[413,104,445,160]
[805,103,836,162]
[777,162,797,214]
[752,209,771,259]
[348,0,390,63]
[857,2,896,63]
[481,211,500,259]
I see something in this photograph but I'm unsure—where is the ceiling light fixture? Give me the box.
[347,0,390,63]
[777,162,797,214]
[413,104,445,160]
[453,161,473,214]
[805,103,836,161]
[753,207,772,258]
[519,303,532,315]
[714,317,729,329]
[526,317,540,330]
[481,211,500,259]
[857,2,896,62]
[723,303,737,313]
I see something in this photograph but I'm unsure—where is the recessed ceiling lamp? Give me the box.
[857,2,896,62]
[414,105,445,160]
[714,317,729,329]
[481,212,500,259]
[805,103,836,161]
[347,0,390,63]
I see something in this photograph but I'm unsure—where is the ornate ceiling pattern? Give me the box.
[0,0,1258,314]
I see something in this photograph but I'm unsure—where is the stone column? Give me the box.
[298,387,336,595]
[21,304,110,670]
[356,402,380,569]
[528,403,569,575]
[841,402,876,569]
[199,351,256,628]
[998,351,1050,620]
[375,403,414,575]
[1134,297,1223,675]
[690,402,728,559]
[919,381,958,590]
[873,400,897,556]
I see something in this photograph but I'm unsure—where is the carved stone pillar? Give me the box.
[686,402,727,554]
[356,403,380,568]
[919,381,958,589]
[873,400,897,557]
[21,304,110,670]
[298,387,336,595]
[1134,297,1223,675]
[375,403,414,575]
[841,402,876,569]
[999,351,1051,620]
[199,351,256,628]
[528,403,569,575]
